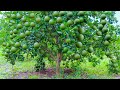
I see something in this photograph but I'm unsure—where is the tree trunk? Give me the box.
[56,52,62,77]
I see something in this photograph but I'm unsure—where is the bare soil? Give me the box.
[13,68,74,79]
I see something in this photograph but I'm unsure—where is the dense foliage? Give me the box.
[0,11,120,76]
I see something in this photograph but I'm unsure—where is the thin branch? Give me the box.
[43,47,56,61]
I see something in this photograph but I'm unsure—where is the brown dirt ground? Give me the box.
[13,68,74,79]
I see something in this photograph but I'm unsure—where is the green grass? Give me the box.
[87,74,114,79]
[0,58,36,79]
[0,47,117,79]
[13,60,36,72]
[28,75,40,79]
[0,48,36,79]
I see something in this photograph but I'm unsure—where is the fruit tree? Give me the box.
[1,11,119,76]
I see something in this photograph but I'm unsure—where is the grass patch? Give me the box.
[13,60,36,72]
[80,57,110,76]
[28,75,40,79]
[87,74,114,79]
[0,50,36,79]
[0,47,118,79]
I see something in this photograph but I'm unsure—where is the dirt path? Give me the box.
[0,56,13,79]
[13,68,56,79]
[113,75,120,79]
[115,76,120,79]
